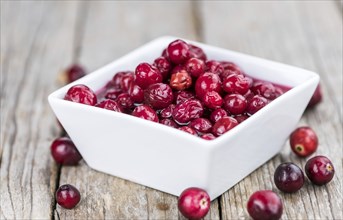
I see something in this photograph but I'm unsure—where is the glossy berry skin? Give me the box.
[128,83,144,103]
[153,56,171,80]
[203,91,223,109]
[274,162,304,193]
[212,117,238,137]
[195,72,222,99]
[189,118,212,133]
[132,105,159,122]
[175,91,195,105]
[172,99,204,124]
[170,70,192,90]
[223,94,247,115]
[210,108,228,123]
[220,61,243,73]
[252,82,279,100]
[160,119,178,128]
[185,58,205,78]
[144,83,174,109]
[247,95,269,115]
[178,126,197,135]
[134,63,162,89]
[206,60,224,75]
[307,84,322,108]
[64,84,97,106]
[56,184,81,209]
[167,39,190,64]
[96,99,123,112]
[222,74,249,95]
[178,187,210,220]
[290,127,318,157]
[50,137,82,165]
[112,71,133,89]
[189,44,207,61]
[201,133,216,140]
[159,104,175,119]
[234,114,249,123]
[247,190,283,220]
[105,87,122,100]
[65,64,86,83]
[305,156,335,185]
[116,93,134,109]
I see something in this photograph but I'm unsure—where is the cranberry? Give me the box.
[247,190,283,220]
[161,48,168,58]
[175,91,195,105]
[64,64,86,83]
[134,63,162,89]
[116,93,133,109]
[128,83,144,103]
[243,89,255,102]
[50,137,82,165]
[189,44,207,61]
[170,70,192,90]
[112,71,133,89]
[144,83,174,109]
[159,104,175,119]
[307,84,322,108]
[203,91,223,109]
[64,84,97,106]
[105,87,122,100]
[305,156,335,185]
[222,74,249,95]
[220,61,243,74]
[189,118,212,133]
[178,126,197,135]
[274,162,304,193]
[185,58,205,78]
[206,60,224,75]
[120,73,134,92]
[252,82,279,100]
[178,187,210,219]
[195,72,222,99]
[160,119,178,128]
[56,184,81,209]
[167,39,190,64]
[212,116,238,137]
[96,99,123,112]
[132,105,159,122]
[153,56,171,80]
[234,114,249,123]
[201,133,216,140]
[223,94,247,115]
[247,95,269,115]
[210,108,228,123]
[290,127,318,157]
[171,65,186,75]
[172,99,204,124]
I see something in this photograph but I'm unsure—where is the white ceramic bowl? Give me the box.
[48,36,319,200]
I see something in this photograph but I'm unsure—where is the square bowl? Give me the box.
[48,36,319,200]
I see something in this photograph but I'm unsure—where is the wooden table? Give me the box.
[1,1,342,219]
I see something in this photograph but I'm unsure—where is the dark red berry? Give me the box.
[175,91,195,105]
[120,73,134,92]
[178,187,210,219]
[234,114,249,123]
[153,56,171,80]
[206,60,224,75]
[247,190,283,220]
[132,105,159,122]
[160,118,178,128]
[159,104,175,119]
[243,89,255,102]
[212,116,238,137]
[223,94,247,115]
[178,126,197,135]
[195,72,222,100]
[50,137,82,165]
[307,84,322,108]
[116,93,134,109]
[252,82,279,100]
[274,162,304,193]
[64,64,86,83]
[201,133,216,140]
[189,118,212,133]
[185,58,206,78]
[170,70,192,90]
[134,63,162,89]
[203,91,223,109]
[220,61,243,74]
[210,108,228,123]
[290,127,318,157]
[112,71,133,89]
[305,156,335,185]
[105,87,122,100]
[189,44,207,61]
[128,83,144,103]
[172,99,204,124]
[222,74,249,95]
[167,39,190,64]
[247,95,269,115]
[96,99,123,112]
[56,184,81,209]
[144,83,174,109]
[171,65,186,75]
[64,84,97,106]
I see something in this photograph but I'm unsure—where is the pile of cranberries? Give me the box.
[63,39,291,140]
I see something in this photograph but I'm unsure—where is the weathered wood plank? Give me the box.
[56,1,220,219]
[201,1,342,219]
[0,1,79,219]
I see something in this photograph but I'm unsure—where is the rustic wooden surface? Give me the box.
[0,1,342,219]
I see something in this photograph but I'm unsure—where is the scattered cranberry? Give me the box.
[247,95,269,115]
[167,39,190,64]
[96,99,123,112]
[307,84,323,108]
[64,84,97,106]
[116,93,134,109]
[105,87,122,100]
[210,108,228,123]
[170,70,192,90]
[195,72,222,99]
[160,119,178,128]
[305,156,335,185]
[290,126,318,157]
[159,104,175,119]
[175,91,195,105]
[144,83,174,109]
[172,99,204,124]
[201,133,216,140]
[203,91,223,109]
[222,74,249,95]
[64,64,86,83]
[189,118,212,133]
[153,56,171,80]
[132,105,159,122]
[185,58,205,78]
[247,190,283,220]
[223,94,247,115]
[128,83,144,103]
[274,162,304,193]
[189,44,207,61]
[178,187,210,220]
[112,71,133,89]
[50,137,82,165]
[134,63,162,89]
[212,117,238,137]
[179,126,197,135]
[56,184,81,209]
[206,60,224,75]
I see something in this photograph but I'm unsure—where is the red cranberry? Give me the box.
[189,118,212,133]
[212,116,238,137]
[243,89,255,102]
[201,133,216,140]
[307,84,322,108]
[195,72,222,99]
[120,73,134,92]
[305,156,335,185]
[64,64,86,83]
[105,87,122,100]
[170,70,192,90]
[274,162,304,193]
[116,93,133,109]
[172,99,204,124]
[161,48,168,58]
[128,83,144,103]
[175,91,195,104]
[178,126,197,135]
[234,114,249,123]
[96,99,123,112]
[50,137,82,165]
[252,82,279,100]
[144,83,174,109]
[56,184,81,209]
[160,118,178,128]
[159,104,175,119]
[153,56,171,80]
[178,187,210,219]
[203,91,223,109]
[171,65,186,75]
[247,190,283,220]
[222,74,249,95]
[189,44,207,61]
[64,84,97,106]
[132,105,159,122]
[290,127,318,157]
[220,61,243,74]
[167,39,190,64]
[185,58,205,78]
[112,71,133,89]
[223,94,247,115]
[247,95,269,115]
[206,60,224,75]
[210,108,228,123]
[134,63,162,89]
